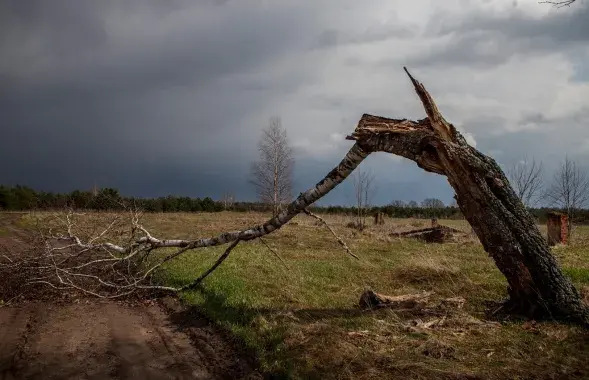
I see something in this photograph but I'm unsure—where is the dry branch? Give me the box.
[259,237,288,266]
[179,239,240,291]
[303,208,359,259]
[539,0,578,7]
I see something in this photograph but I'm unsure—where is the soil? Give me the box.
[0,298,263,380]
[0,214,264,380]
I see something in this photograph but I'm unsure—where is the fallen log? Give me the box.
[390,225,463,243]
[359,289,432,310]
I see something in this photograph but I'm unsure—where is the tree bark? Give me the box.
[346,68,589,324]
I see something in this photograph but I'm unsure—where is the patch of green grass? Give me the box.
[563,267,589,285]
[147,213,589,379]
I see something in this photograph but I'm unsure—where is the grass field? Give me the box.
[6,211,589,379]
[126,211,589,380]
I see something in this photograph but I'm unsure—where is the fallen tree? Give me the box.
[4,68,588,325]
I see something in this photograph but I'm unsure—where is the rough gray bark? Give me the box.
[346,68,588,324]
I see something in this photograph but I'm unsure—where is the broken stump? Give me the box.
[374,212,385,225]
[547,212,568,246]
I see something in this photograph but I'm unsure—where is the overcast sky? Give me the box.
[1,0,588,206]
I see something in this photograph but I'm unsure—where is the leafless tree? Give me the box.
[506,157,544,208]
[421,198,445,209]
[545,156,589,234]
[220,192,235,211]
[250,117,294,217]
[352,168,376,228]
[389,200,406,208]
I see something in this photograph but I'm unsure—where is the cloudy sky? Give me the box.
[1,0,588,206]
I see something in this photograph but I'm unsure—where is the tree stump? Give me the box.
[547,212,568,246]
[374,212,385,225]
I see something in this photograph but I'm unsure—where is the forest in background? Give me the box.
[2,184,587,223]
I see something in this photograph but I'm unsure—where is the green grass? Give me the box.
[563,267,589,285]
[9,211,589,379]
[144,212,589,379]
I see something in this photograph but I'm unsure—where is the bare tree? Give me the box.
[421,198,445,209]
[352,168,376,228]
[220,192,235,211]
[545,156,589,234]
[506,157,544,208]
[250,117,294,217]
[389,200,406,208]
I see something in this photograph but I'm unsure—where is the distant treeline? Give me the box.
[1,185,588,223]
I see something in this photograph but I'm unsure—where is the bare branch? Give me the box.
[259,237,288,266]
[4,143,369,298]
[506,157,544,207]
[179,239,241,291]
[303,209,359,260]
[539,0,578,8]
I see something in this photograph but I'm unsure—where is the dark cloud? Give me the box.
[409,4,589,68]
[1,0,587,206]
[0,0,323,200]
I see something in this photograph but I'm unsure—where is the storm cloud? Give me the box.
[1,0,588,205]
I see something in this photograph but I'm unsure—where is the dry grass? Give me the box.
[7,211,589,379]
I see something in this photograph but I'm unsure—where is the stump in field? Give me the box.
[374,212,385,225]
[547,212,568,246]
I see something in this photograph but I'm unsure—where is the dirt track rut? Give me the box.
[0,299,262,380]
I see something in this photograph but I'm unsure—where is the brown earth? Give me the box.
[0,297,263,380]
[0,214,263,380]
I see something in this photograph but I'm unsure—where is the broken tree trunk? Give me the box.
[28,68,587,325]
[347,67,588,324]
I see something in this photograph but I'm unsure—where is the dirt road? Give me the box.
[0,213,263,379]
[0,298,262,380]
